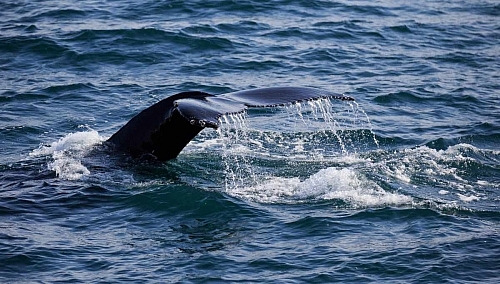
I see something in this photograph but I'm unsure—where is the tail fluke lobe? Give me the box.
[220,86,353,107]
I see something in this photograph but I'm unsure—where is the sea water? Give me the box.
[1,0,499,282]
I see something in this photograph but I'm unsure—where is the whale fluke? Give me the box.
[107,87,354,161]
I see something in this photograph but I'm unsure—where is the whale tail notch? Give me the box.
[107,87,354,161]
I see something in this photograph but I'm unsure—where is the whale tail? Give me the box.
[107,87,354,161]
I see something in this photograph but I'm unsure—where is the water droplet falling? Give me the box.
[216,97,378,192]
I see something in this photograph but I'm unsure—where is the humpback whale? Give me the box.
[107,87,354,161]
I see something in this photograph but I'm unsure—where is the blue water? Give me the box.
[1,0,500,282]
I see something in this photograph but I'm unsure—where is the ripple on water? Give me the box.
[1,0,500,282]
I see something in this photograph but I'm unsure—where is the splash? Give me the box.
[227,167,412,207]
[215,97,399,206]
[30,130,105,180]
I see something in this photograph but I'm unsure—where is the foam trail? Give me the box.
[372,143,500,205]
[227,167,412,207]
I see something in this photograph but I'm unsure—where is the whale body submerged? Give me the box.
[107,87,354,161]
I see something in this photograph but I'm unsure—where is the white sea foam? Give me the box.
[380,145,459,185]
[226,167,412,207]
[457,193,480,202]
[30,130,105,180]
[376,143,497,204]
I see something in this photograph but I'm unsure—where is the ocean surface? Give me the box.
[1,0,499,282]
